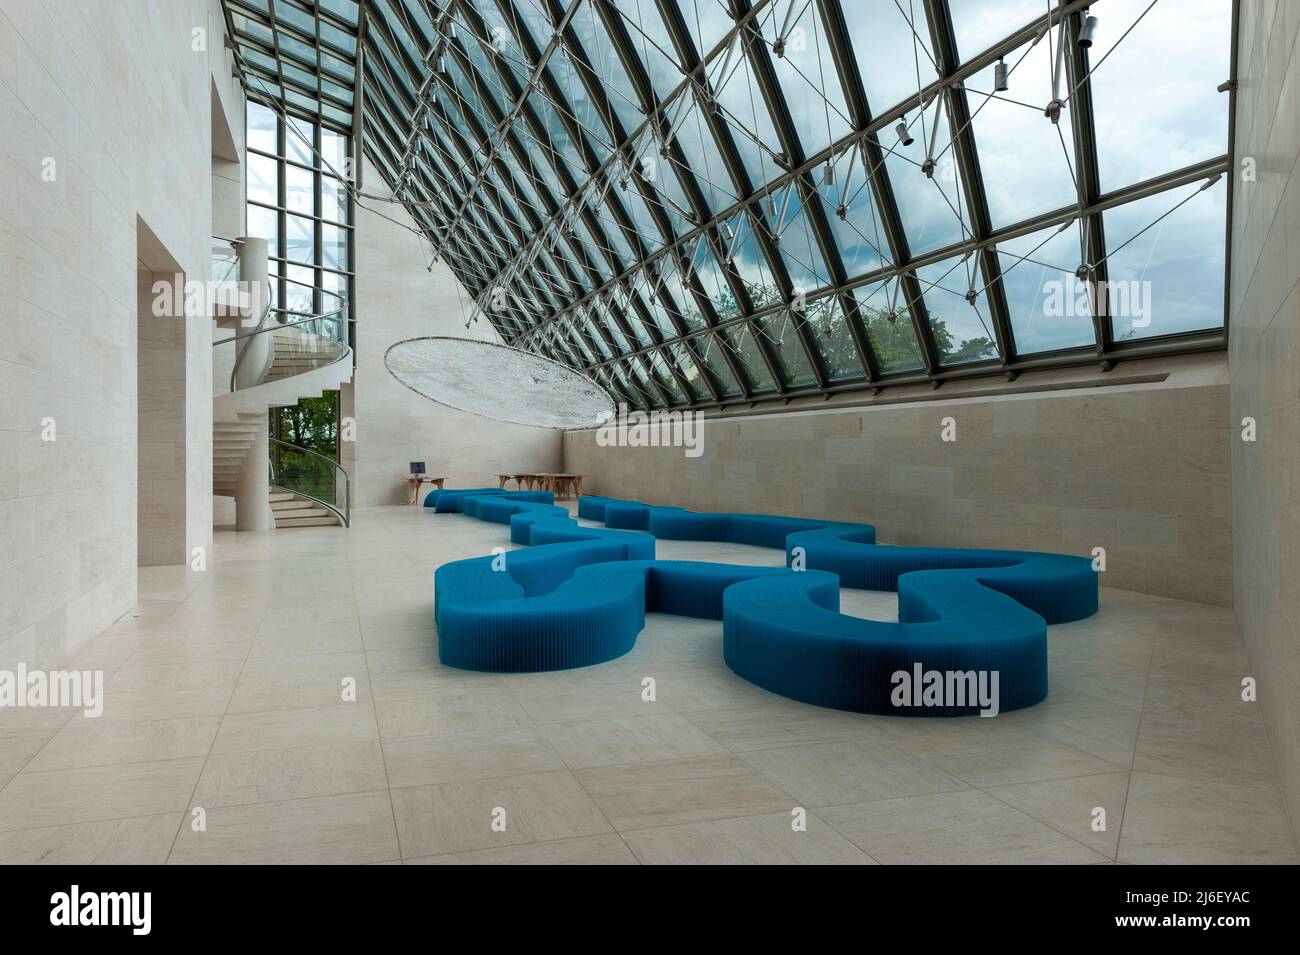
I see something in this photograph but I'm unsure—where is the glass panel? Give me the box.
[947,0,1046,59]
[284,263,315,314]
[285,162,314,214]
[322,223,347,271]
[320,128,348,175]
[246,100,277,153]
[915,256,999,365]
[285,213,315,264]
[820,145,890,278]
[248,152,278,205]
[996,221,1096,354]
[721,323,777,392]
[285,116,315,165]
[884,100,971,255]
[840,0,939,116]
[804,295,864,381]
[762,0,852,158]
[1090,0,1232,193]
[322,174,347,222]
[693,334,744,396]
[247,204,279,258]
[855,279,925,374]
[754,312,817,387]
[1103,176,1226,342]
[965,35,1078,228]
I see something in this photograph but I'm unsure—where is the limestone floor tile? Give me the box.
[374,687,533,740]
[368,665,505,701]
[1118,772,1298,864]
[622,811,873,865]
[364,645,439,672]
[246,627,365,660]
[227,654,370,715]
[819,790,1108,864]
[168,791,399,864]
[539,713,730,770]
[406,833,639,865]
[357,626,429,651]
[1032,714,1140,768]
[739,737,968,808]
[677,702,883,751]
[390,769,611,857]
[575,755,795,831]
[0,757,205,832]
[24,716,220,772]
[508,676,668,723]
[985,772,1130,859]
[0,813,182,864]
[211,704,380,754]
[106,659,244,692]
[888,723,1127,787]
[383,728,566,788]
[94,685,235,723]
[1133,694,1276,783]
[645,668,784,712]
[192,740,388,808]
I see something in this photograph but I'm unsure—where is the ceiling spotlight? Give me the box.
[1078,9,1098,48]
[721,221,735,241]
[895,121,914,147]
[821,163,834,185]
[994,58,1009,92]
[764,194,778,217]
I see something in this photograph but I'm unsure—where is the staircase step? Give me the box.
[275,514,339,527]
[271,499,321,512]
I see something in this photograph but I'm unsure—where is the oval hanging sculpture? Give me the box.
[383,336,615,430]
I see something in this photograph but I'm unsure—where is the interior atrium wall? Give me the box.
[1229,0,1300,846]
[0,0,239,668]
[351,159,562,506]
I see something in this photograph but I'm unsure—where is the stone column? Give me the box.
[234,420,273,531]
[234,237,272,391]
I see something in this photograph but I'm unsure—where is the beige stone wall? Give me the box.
[565,356,1232,606]
[1230,0,1300,843]
[350,161,561,506]
[0,0,241,668]
[136,269,188,565]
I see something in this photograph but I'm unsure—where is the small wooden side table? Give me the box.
[408,476,446,505]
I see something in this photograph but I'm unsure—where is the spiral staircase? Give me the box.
[212,237,352,530]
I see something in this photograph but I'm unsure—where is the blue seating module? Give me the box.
[429,491,1098,715]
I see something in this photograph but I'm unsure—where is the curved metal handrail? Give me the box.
[269,437,351,527]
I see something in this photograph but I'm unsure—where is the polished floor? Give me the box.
[0,505,1294,864]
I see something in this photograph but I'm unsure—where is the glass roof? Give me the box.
[220,0,1235,410]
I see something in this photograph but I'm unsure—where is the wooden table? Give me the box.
[407,476,445,504]
[498,473,584,500]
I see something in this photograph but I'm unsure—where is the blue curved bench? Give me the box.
[429,491,1097,715]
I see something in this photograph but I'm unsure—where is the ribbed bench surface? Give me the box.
[431,491,1097,715]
